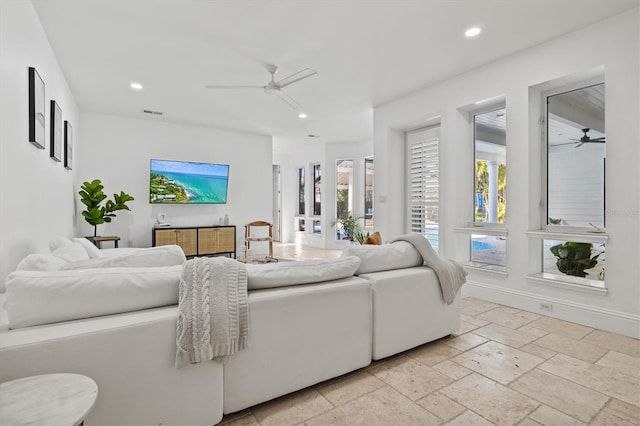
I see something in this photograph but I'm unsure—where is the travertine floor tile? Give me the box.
[432,360,473,380]
[441,373,539,425]
[518,418,543,426]
[540,353,640,406]
[416,391,466,421]
[472,323,540,348]
[221,413,260,426]
[451,341,544,385]
[527,404,584,425]
[534,333,608,363]
[461,298,501,315]
[444,332,488,352]
[444,409,494,425]
[453,319,483,336]
[582,329,640,358]
[306,386,440,426]
[251,388,333,426]
[475,306,540,329]
[510,369,609,422]
[517,324,549,338]
[592,398,640,425]
[518,343,557,359]
[460,314,490,327]
[317,371,385,406]
[596,350,640,379]
[370,355,453,401]
[527,316,593,340]
[406,339,461,366]
[219,410,254,426]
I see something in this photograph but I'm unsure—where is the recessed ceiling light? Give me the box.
[130,82,143,90]
[298,113,307,119]
[464,27,481,38]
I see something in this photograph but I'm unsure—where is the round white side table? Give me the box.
[0,373,98,426]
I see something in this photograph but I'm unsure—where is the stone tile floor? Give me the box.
[222,244,640,425]
[220,300,638,425]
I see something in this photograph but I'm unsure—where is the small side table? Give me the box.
[0,373,98,426]
[86,235,120,248]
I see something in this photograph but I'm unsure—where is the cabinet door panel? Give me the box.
[217,227,236,253]
[197,228,217,255]
[175,229,197,256]
[154,229,176,246]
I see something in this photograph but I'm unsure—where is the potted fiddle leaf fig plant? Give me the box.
[79,179,135,237]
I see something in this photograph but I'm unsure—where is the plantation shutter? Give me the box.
[406,126,440,251]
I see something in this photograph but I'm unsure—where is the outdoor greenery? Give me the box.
[79,179,135,237]
[475,160,506,222]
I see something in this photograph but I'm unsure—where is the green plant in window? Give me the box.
[549,241,601,278]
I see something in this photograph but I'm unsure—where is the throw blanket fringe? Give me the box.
[389,233,467,305]
[175,256,248,368]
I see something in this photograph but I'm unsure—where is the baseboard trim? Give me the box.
[462,280,640,339]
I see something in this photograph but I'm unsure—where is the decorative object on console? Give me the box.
[63,120,73,170]
[49,100,62,162]
[79,179,135,237]
[156,212,171,227]
[28,67,45,149]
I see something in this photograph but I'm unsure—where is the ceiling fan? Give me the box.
[556,128,606,148]
[205,64,317,109]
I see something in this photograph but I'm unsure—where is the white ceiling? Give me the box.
[32,0,638,145]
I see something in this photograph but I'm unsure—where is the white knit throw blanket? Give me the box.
[389,233,467,305]
[175,256,248,368]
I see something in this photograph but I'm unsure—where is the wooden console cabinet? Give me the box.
[152,226,236,258]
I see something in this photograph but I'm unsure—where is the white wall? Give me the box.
[77,113,272,252]
[0,1,80,286]
[374,9,639,337]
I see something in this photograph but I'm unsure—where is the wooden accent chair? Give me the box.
[244,221,273,258]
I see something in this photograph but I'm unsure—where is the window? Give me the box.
[312,163,321,216]
[546,83,605,230]
[474,108,506,224]
[364,157,374,227]
[335,159,354,240]
[406,126,439,251]
[471,107,507,269]
[297,167,305,215]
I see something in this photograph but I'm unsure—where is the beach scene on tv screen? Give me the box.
[150,159,229,204]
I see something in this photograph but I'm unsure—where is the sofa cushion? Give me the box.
[15,253,67,272]
[246,256,361,290]
[61,245,186,270]
[4,265,182,329]
[73,237,105,258]
[341,241,423,274]
[51,242,91,263]
[48,236,72,252]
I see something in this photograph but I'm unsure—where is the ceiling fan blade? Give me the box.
[205,85,264,89]
[575,142,585,148]
[273,90,301,109]
[590,137,606,142]
[275,68,317,88]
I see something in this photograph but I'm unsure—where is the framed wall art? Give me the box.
[28,67,45,149]
[64,120,73,170]
[50,100,62,162]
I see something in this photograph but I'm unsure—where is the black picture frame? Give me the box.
[50,100,62,162]
[28,67,45,149]
[64,120,73,170]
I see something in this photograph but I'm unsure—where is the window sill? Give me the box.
[526,272,607,295]
[454,225,508,237]
[526,230,608,244]
[460,261,508,276]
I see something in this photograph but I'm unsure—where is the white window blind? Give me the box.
[406,126,440,251]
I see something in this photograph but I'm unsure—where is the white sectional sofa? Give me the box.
[0,239,461,425]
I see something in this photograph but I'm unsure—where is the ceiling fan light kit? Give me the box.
[206,64,317,109]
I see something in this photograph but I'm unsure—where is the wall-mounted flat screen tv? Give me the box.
[150,159,229,204]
